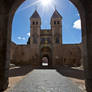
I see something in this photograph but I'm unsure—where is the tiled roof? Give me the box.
[31,10,40,19]
[51,9,62,19]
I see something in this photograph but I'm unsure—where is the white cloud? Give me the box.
[73,19,81,30]
[27,32,30,36]
[17,37,21,40]
[17,37,26,40]
[22,37,26,40]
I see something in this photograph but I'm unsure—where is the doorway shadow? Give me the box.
[56,66,85,80]
[9,65,34,77]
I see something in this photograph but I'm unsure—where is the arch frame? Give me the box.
[0,0,88,91]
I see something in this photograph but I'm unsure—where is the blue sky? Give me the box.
[12,0,82,44]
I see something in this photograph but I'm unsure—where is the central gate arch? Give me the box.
[40,47,52,67]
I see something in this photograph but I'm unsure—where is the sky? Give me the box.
[12,0,82,45]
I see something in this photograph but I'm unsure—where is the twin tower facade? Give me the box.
[29,9,62,67]
[29,9,62,48]
[11,10,81,67]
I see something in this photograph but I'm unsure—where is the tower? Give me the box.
[50,9,62,67]
[51,9,62,46]
[30,10,41,47]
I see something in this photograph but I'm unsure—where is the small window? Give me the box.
[54,21,56,24]
[57,21,60,24]
[36,22,38,25]
[33,21,35,25]
[55,37,59,43]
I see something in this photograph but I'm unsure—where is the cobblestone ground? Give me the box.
[8,69,83,92]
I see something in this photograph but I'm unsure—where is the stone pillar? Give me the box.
[0,0,25,91]
[0,13,10,91]
[84,1,92,92]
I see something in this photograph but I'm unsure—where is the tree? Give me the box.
[27,37,30,45]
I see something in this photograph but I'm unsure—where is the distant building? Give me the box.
[10,10,81,67]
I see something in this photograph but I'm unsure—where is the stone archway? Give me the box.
[41,55,49,67]
[0,0,92,91]
[40,47,52,67]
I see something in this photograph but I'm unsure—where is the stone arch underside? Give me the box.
[0,0,92,92]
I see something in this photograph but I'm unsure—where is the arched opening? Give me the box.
[1,0,87,91]
[40,47,52,67]
[41,55,49,66]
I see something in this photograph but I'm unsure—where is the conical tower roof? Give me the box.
[51,9,62,19]
[31,10,40,19]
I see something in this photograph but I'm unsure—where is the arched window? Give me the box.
[55,36,59,43]
[54,21,56,24]
[33,21,35,25]
[57,21,60,24]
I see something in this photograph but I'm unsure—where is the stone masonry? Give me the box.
[0,0,92,92]
[10,10,81,68]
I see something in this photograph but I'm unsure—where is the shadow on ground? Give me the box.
[56,67,85,80]
[9,65,85,80]
[9,65,54,77]
[9,65,33,77]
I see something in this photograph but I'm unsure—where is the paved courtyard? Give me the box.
[9,69,83,92]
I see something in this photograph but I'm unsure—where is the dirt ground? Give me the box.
[4,65,86,92]
[69,67,86,92]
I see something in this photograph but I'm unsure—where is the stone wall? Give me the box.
[62,44,81,66]
[10,42,40,66]
[52,44,81,67]
[10,42,82,68]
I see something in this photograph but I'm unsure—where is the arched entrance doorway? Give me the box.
[41,55,49,66]
[40,47,52,67]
